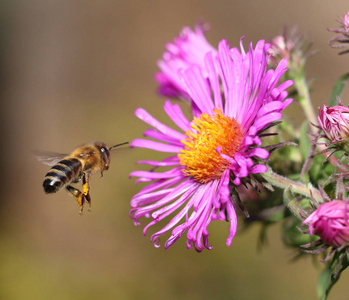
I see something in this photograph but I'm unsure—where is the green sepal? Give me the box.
[283,186,305,221]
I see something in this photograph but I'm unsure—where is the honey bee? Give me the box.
[38,141,128,214]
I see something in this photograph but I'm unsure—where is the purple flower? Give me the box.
[328,11,349,55]
[302,200,349,248]
[155,23,217,100]
[130,38,293,251]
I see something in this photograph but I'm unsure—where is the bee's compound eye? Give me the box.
[100,147,106,153]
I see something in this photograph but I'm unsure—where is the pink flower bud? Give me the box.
[318,104,349,142]
[303,200,349,248]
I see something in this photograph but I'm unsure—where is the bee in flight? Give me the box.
[38,141,128,214]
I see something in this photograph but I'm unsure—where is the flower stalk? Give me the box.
[293,73,317,131]
[261,166,323,203]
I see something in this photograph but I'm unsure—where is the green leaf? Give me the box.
[328,73,349,106]
[318,267,331,300]
[317,251,349,300]
[299,120,311,160]
[283,216,317,247]
[309,154,335,184]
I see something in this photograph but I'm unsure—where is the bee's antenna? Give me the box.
[109,142,129,151]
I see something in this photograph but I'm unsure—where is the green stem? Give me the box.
[261,167,323,203]
[294,72,340,167]
[294,74,318,132]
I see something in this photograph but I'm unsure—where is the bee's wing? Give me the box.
[35,151,67,167]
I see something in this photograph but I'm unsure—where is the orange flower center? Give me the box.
[178,108,243,183]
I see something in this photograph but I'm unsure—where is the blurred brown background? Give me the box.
[1,1,348,299]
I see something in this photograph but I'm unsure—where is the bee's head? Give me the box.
[94,142,111,171]
[95,141,128,171]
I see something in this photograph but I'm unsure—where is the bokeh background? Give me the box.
[1,1,349,299]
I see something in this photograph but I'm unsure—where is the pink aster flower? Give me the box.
[130,38,293,251]
[155,23,217,100]
[302,200,349,248]
[328,11,349,55]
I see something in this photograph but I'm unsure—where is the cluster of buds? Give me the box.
[301,102,349,256]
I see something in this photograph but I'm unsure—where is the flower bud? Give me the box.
[318,104,349,151]
[302,200,349,248]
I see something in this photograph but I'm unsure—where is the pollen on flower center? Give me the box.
[178,108,243,183]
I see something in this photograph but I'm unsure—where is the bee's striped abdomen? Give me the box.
[43,158,82,194]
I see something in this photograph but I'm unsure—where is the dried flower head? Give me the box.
[268,26,314,73]
[328,11,349,55]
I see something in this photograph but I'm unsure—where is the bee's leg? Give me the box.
[82,173,92,211]
[66,185,85,214]
[85,193,92,212]
[82,172,91,196]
